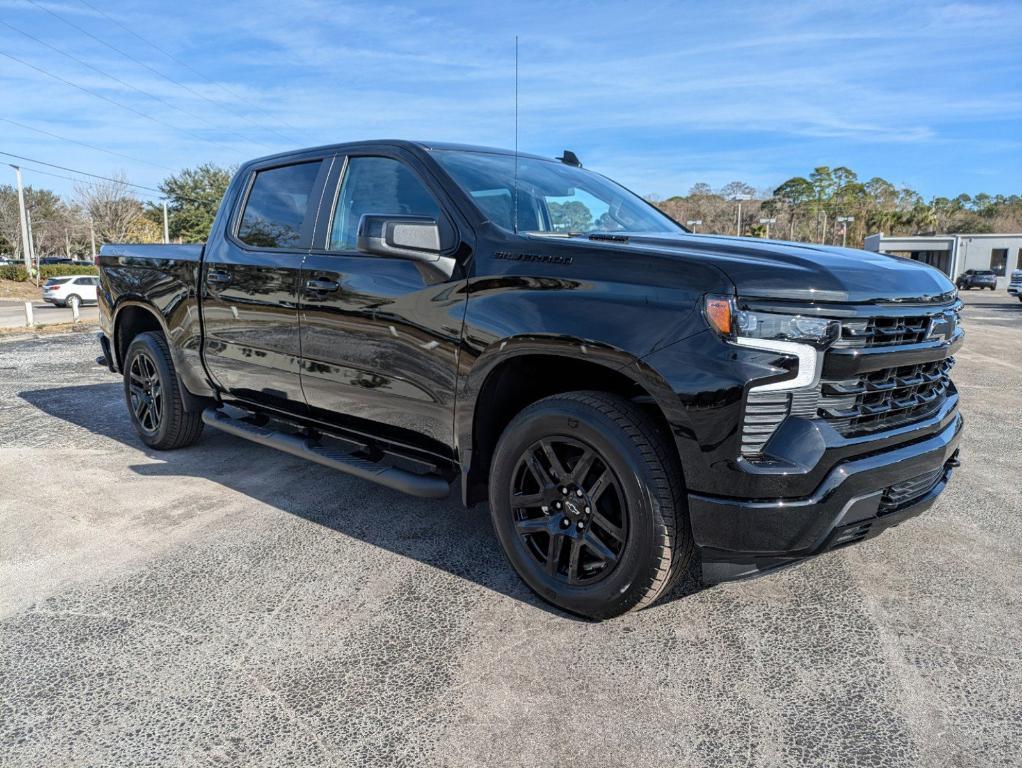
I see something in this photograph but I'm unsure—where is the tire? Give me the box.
[488,391,692,620]
[66,294,81,312]
[123,331,204,450]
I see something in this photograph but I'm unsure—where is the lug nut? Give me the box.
[561,517,570,528]
[576,521,585,530]
[575,489,584,497]
[561,487,569,495]
[584,506,591,515]
[554,501,562,510]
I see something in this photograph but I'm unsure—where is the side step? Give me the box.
[201,408,451,499]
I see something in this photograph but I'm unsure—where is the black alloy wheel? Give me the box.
[488,391,693,620]
[122,331,204,450]
[128,350,163,434]
[510,437,627,586]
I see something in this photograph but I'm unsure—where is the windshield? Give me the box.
[431,150,683,236]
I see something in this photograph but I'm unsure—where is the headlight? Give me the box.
[735,310,835,345]
[704,296,835,392]
[704,297,838,346]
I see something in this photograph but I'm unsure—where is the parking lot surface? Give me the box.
[1,293,1020,767]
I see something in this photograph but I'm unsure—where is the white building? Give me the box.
[863,233,1022,285]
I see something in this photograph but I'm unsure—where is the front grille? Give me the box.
[879,467,945,513]
[833,315,932,349]
[818,358,954,437]
[739,306,959,457]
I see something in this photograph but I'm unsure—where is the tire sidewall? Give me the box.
[123,334,175,448]
[489,399,666,617]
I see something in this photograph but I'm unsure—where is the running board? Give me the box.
[201,408,451,499]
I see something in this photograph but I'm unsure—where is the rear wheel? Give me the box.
[123,332,203,450]
[488,391,691,620]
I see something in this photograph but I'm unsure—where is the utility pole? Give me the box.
[686,219,702,232]
[731,194,751,237]
[162,201,170,244]
[11,165,32,272]
[89,218,97,263]
[26,209,38,286]
[836,216,854,248]
[759,218,777,239]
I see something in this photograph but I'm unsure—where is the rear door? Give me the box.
[201,156,331,411]
[297,150,467,455]
[72,276,99,302]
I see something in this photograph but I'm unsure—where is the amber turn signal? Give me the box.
[704,297,734,337]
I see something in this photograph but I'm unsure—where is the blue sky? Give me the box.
[1,0,1020,203]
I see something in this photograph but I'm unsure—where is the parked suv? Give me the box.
[956,269,998,290]
[1008,270,1022,301]
[42,275,99,310]
[96,141,963,619]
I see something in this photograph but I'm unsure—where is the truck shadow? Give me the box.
[19,383,705,621]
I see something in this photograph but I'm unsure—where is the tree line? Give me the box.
[1,161,1019,259]
[0,163,233,260]
[652,167,1022,246]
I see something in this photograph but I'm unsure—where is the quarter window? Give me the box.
[237,161,322,249]
[329,157,440,251]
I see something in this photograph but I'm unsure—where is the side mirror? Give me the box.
[356,215,455,277]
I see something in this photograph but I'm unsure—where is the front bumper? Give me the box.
[691,412,962,581]
[1008,286,1021,296]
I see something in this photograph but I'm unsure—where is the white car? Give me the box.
[42,275,99,310]
[1008,269,1022,302]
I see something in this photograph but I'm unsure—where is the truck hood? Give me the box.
[615,232,956,304]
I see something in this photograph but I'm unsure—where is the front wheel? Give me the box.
[123,332,203,450]
[488,391,692,620]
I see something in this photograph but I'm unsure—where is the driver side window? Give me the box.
[329,157,440,251]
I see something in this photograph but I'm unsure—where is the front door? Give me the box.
[298,152,467,456]
[202,156,330,411]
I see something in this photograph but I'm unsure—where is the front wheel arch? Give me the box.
[459,347,680,507]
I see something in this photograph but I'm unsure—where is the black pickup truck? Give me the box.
[97,140,963,619]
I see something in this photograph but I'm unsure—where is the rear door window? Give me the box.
[237,161,323,249]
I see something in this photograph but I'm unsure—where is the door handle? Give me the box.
[305,278,339,293]
[206,270,232,285]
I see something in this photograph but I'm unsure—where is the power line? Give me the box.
[1,150,213,205]
[0,48,242,153]
[0,20,275,152]
[73,0,305,138]
[25,0,297,147]
[3,151,163,193]
[0,117,176,173]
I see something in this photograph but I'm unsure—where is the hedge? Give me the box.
[0,264,98,281]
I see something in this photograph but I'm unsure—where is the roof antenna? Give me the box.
[513,35,519,234]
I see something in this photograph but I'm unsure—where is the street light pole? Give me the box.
[11,165,32,272]
[731,194,752,237]
[836,216,855,248]
[162,201,170,244]
[759,217,777,239]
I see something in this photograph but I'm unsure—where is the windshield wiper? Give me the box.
[522,231,587,238]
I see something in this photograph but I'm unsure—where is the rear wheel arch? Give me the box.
[460,347,682,506]
[113,302,167,371]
